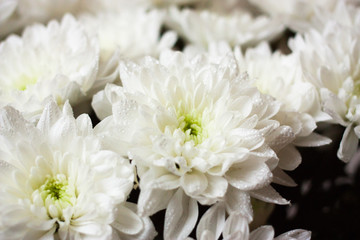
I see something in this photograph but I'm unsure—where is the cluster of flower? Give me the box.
[0,0,359,239]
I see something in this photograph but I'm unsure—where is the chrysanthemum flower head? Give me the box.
[249,0,359,33]
[290,20,360,162]
[0,99,156,239]
[165,5,284,49]
[0,0,82,37]
[233,42,332,146]
[93,50,296,239]
[79,9,177,106]
[309,1,360,32]
[248,0,336,32]
[0,14,99,121]
[80,8,176,63]
[184,41,331,192]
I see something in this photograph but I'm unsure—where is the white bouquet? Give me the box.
[0,0,359,239]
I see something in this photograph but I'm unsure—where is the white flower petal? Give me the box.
[158,31,178,53]
[197,175,228,205]
[354,125,360,138]
[337,124,359,162]
[0,159,16,176]
[226,160,272,191]
[140,168,180,190]
[272,168,297,187]
[137,188,175,217]
[114,202,157,240]
[250,185,289,205]
[293,132,332,147]
[48,110,77,147]
[196,203,226,240]
[223,213,250,240]
[277,145,301,171]
[266,126,295,153]
[274,229,311,240]
[249,225,274,240]
[198,231,216,240]
[112,204,144,235]
[75,114,93,137]
[92,89,113,120]
[37,98,62,135]
[0,105,37,139]
[147,173,180,190]
[181,171,208,197]
[225,186,253,221]
[164,189,198,240]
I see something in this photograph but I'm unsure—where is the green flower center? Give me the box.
[42,178,67,200]
[39,174,76,207]
[14,75,37,91]
[183,114,201,136]
[178,111,207,145]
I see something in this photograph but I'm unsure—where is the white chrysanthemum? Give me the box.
[0,14,99,121]
[236,44,331,186]
[248,0,359,33]
[80,9,176,63]
[79,8,176,95]
[184,41,331,191]
[0,0,82,37]
[289,21,360,162]
[165,6,284,49]
[93,50,296,239]
[233,42,332,145]
[235,44,320,118]
[308,1,360,32]
[0,100,156,240]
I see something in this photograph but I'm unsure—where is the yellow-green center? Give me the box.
[42,179,67,200]
[178,112,207,145]
[14,75,37,91]
[183,114,201,136]
[39,174,75,206]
